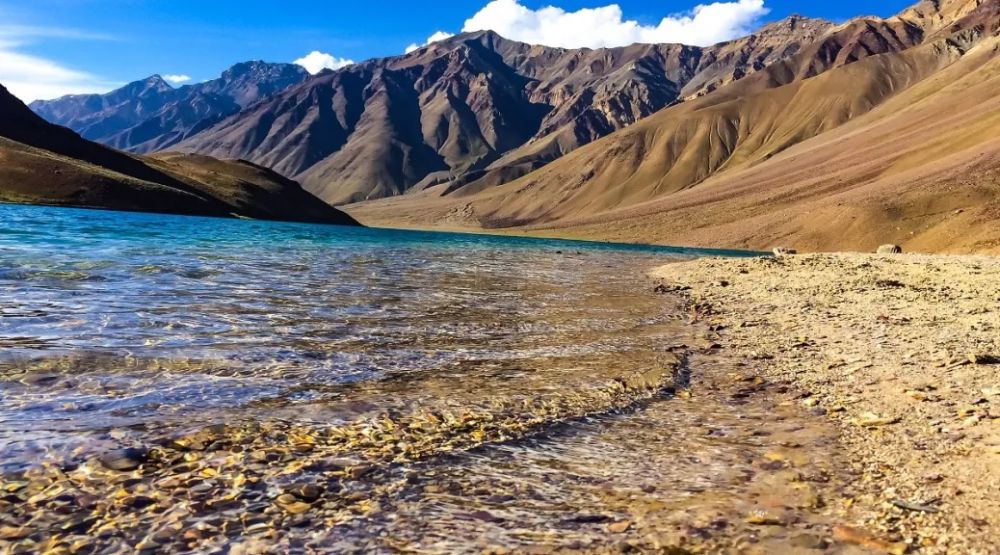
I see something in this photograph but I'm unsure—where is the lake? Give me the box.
[0,204,815,553]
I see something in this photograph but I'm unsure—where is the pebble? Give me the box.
[607,521,632,533]
[789,533,827,550]
[280,501,313,515]
[98,447,148,471]
[287,483,324,502]
[832,525,906,555]
[744,511,783,525]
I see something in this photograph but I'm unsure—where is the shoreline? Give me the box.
[651,253,1000,553]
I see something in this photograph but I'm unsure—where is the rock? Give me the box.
[789,533,828,550]
[280,501,312,515]
[168,425,228,451]
[571,514,612,524]
[286,483,323,503]
[877,244,903,254]
[773,247,797,257]
[0,526,28,540]
[891,498,940,513]
[124,496,157,509]
[832,525,906,555]
[968,353,1000,365]
[98,448,148,471]
[20,373,62,386]
[850,413,900,427]
[745,511,783,525]
[607,520,632,533]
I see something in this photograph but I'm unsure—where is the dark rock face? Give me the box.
[173,19,834,205]
[29,62,309,154]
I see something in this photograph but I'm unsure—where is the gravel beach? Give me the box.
[652,253,1000,554]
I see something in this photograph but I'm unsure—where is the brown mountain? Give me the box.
[29,62,309,154]
[175,17,833,204]
[350,0,1000,253]
[0,83,357,225]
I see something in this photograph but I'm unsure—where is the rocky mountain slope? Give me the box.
[30,62,308,154]
[173,18,833,204]
[0,84,357,225]
[350,0,1000,253]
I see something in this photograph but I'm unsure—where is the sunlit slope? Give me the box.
[349,0,1000,252]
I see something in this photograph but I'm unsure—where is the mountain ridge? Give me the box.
[348,0,1000,253]
[1,83,358,225]
[29,61,309,154]
[172,16,835,204]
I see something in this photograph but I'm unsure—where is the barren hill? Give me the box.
[0,84,357,225]
[350,0,1000,253]
[173,19,832,204]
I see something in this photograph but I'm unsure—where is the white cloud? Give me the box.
[0,42,118,103]
[405,31,456,54]
[293,51,355,74]
[0,25,115,42]
[163,74,191,84]
[445,0,769,50]
[0,27,119,102]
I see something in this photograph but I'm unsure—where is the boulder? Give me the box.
[877,245,903,254]
[773,247,798,257]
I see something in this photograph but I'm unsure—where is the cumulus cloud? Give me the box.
[163,74,191,84]
[420,0,769,51]
[405,31,456,54]
[0,27,120,102]
[293,51,355,74]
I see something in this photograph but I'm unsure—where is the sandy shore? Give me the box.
[651,253,1000,553]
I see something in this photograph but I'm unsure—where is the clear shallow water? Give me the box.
[0,204,758,465]
[0,205,856,554]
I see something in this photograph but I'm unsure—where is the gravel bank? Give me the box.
[652,253,1000,554]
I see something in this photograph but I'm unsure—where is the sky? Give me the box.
[0,0,915,102]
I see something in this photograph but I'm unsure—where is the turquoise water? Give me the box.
[0,203,759,468]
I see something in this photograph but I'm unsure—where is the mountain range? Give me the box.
[29,62,309,154]
[18,0,1000,252]
[0,83,357,225]
[174,18,840,204]
[350,0,1000,252]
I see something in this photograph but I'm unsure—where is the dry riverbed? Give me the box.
[651,253,1000,554]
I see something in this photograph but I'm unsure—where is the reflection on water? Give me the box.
[0,205,833,554]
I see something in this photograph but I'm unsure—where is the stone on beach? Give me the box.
[97,447,148,471]
[877,244,903,254]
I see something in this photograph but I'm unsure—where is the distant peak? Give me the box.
[221,60,304,80]
[447,29,514,47]
[754,14,833,35]
[130,74,173,92]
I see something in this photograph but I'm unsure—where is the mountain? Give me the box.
[350,0,1000,253]
[29,61,309,154]
[173,17,833,204]
[0,83,358,225]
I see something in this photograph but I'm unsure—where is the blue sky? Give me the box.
[0,0,915,102]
